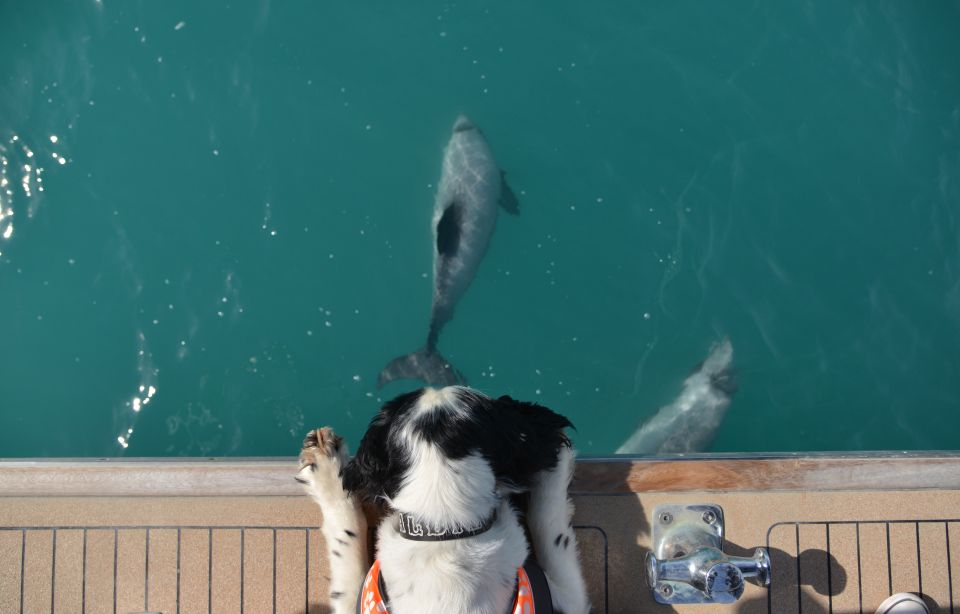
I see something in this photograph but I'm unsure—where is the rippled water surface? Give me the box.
[1,1,959,456]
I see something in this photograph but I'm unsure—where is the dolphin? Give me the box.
[617,338,736,454]
[378,115,519,388]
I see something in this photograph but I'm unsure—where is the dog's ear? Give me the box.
[340,389,421,503]
[340,414,394,503]
[483,395,573,490]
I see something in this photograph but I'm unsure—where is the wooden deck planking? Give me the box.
[0,456,958,613]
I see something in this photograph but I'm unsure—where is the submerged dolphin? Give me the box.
[378,115,518,388]
[617,338,736,454]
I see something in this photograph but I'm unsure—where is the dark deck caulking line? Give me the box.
[795,523,803,614]
[176,528,181,614]
[240,528,245,614]
[766,524,772,614]
[856,523,863,614]
[825,524,832,614]
[273,528,278,614]
[145,528,150,611]
[916,522,923,597]
[113,528,118,614]
[20,530,25,614]
[305,528,310,613]
[886,524,893,596]
[947,522,954,614]
[943,522,953,614]
[51,528,56,614]
[207,528,212,614]
[82,529,87,613]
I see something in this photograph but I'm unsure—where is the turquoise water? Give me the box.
[1,1,959,457]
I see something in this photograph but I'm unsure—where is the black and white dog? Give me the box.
[296,386,590,614]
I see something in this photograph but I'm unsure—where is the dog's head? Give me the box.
[341,386,572,526]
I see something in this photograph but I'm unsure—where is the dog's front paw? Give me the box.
[300,427,346,465]
[296,427,349,503]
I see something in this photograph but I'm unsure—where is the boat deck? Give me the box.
[1,455,958,613]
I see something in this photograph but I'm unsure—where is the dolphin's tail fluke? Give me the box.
[377,347,466,389]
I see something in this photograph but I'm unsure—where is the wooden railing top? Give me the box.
[0,453,957,497]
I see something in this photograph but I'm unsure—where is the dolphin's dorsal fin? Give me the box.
[499,172,520,215]
[436,201,462,256]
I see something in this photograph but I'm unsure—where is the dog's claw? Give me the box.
[302,426,341,451]
[299,427,345,471]
[302,428,320,450]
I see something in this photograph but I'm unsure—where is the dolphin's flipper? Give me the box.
[498,172,520,215]
[377,347,466,388]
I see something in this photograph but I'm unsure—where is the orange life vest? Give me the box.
[358,559,539,614]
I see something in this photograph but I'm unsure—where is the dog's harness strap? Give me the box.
[394,509,498,541]
[519,558,553,614]
[358,559,548,614]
